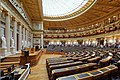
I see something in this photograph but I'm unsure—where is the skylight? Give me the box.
[42,0,88,17]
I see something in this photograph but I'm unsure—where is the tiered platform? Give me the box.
[46,48,120,80]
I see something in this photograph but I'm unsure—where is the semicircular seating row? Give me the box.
[46,48,120,80]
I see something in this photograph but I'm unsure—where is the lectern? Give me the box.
[21,50,29,65]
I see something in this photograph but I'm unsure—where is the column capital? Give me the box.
[26,28,29,31]
[0,6,3,13]
[4,11,10,16]
[12,16,17,21]
[22,25,24,28]
[18,22,22,26]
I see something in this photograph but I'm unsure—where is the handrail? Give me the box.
[18,63,30,80]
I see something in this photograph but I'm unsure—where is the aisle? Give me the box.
[27,54,61,80]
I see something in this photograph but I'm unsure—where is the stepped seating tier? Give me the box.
[46,48,120,80]
[51,63,97,80]
[56,65,118,80]
[0,55,20,75]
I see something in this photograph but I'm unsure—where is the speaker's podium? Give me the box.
[21,50,29,56]
[20,50,29,65]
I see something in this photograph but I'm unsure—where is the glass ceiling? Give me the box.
[42,0,88,17]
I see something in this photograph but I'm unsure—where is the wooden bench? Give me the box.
[49,61,83,70]
[47,60,74,66]
[100,56,112,67]
[87,56,101,63]
[48,61,83,78]
[51,63,97,80]
[56,65,118,80]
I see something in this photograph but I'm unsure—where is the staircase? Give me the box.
[0,56,20,75]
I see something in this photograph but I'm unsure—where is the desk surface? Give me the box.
[52,63,96,74]
[50,61,82,68]
[12,68,25,75]
[100,56,112,62]
[56,65,118,80]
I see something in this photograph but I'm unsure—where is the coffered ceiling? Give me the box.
[18,0,120,30]
[18,0,43,21]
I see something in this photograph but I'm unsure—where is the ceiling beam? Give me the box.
[88,12,100,17]
[38,0,43,20]
[96,3,120,7]
[82,15,94,20]
[117,0,120,4]
[20,0,32,21]
[91,8,109,13]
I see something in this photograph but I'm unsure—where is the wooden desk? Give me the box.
[46,52,65,55]
[87,56,101,63]
[79,56,92,61]
[51,63,96,80]
[49,61,83,70]
[56,72,92,80]
[20,50,43,66]
[47,57,70,63]
[47,60,74,66]
[100,56,112,67]
[31,48,35,53]
[12,68,25,80]
[56,65,118,80]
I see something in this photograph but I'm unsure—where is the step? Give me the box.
[0,61,20,66]
[2,57,20,60]
[0,64,18,68]
[0,67,7,70]
[2,59,20,62]
[1,57,20,62]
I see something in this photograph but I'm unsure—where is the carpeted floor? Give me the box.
[27,54,61,80]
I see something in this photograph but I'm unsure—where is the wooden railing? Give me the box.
[46,52,65,55]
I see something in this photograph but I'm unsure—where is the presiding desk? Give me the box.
[56,65,118,80]
[20,50,43,66]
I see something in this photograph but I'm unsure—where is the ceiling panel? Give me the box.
[18,0,120,29]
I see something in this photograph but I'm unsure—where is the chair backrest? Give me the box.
[0,76,9,80]
[11,64,14,70]
[7,67,11,73]
[0,70,4,77]
[9,73,14,80]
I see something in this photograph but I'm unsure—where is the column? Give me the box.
[26,29,28,47]
[18,23,22,51]
[31,33,33,48]
[5,12,11,52]
[41,22,44,49]
[27,31,29,47]
[13,18,17,51]
[0,3,2,21]
[0,4,3,36]
[23,27,25,48]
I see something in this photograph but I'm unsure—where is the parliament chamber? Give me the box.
[1,0,120,80]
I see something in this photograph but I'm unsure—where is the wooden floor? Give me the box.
[27,54,61,80]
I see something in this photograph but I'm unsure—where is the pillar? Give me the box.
[31,33,33,48]
[5,12,10,52]
[0,2,2,20]
[26,29,28,47]
[23,27,25,48]
[41,22,44,49]
[0,3,3,36]
[13,18,17,51]
[18,23,22,51]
